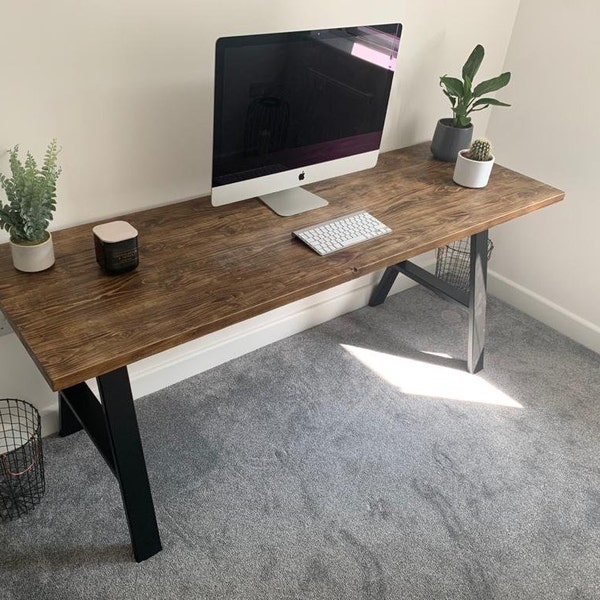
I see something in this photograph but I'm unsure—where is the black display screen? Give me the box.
[212,24,402,187]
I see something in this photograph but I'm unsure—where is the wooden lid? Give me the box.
[92,221,138,243]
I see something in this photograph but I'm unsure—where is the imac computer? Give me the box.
[211,23,402,216]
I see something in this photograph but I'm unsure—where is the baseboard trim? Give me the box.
[488,269,600,355]
[39,262,599,437]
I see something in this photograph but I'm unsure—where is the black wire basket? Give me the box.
[0,399,45,521]
[435,237,494,291]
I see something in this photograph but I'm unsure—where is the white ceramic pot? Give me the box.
[10,233,55,272]
[453,150,495,188]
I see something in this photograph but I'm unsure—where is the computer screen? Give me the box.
[211,23,402,216]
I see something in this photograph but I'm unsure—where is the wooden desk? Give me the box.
[0,143,564,561]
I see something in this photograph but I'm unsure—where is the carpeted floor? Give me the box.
[2,286,600,599]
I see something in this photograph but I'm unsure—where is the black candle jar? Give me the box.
[93,221,139,274]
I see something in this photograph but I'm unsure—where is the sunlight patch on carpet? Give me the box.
[341,344,522,408]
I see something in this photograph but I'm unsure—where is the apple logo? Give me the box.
[298,171,305,181]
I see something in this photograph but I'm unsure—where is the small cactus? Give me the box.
[468,138,493,161]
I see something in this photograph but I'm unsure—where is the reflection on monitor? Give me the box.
[211,23,402,216]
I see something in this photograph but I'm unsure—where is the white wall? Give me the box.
[0,0,520,435]
[486,0,600,352]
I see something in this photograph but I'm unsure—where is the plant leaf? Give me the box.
[442,89,457,108]
[462,45,484,81]
[440,76,464,98]
[471,97,511,109]
[473,72,511,97]
[0,140,60,243]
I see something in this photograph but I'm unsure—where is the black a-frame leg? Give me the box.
[467,230,488,373]
[369,230,489,374]
[59,366,162,562]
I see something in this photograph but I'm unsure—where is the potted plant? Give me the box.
[453,137,495,188]
[0,140,61,272]
[431,44,511,162]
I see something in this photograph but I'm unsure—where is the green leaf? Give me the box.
[462,75,473,106]
[471,97,511,109]
[0,140,61,242]
[473,72,511,97]
[462,45,484,81]
[440,76,464,98]
[441,89,457,108]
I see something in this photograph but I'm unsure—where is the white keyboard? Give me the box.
[293,211,392,256]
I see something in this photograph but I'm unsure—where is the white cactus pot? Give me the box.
[10,233,55,272]
[453,149,495,188]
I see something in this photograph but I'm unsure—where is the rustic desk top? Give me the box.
[0,143,564,391]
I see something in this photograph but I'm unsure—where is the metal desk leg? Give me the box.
[97,367,162,562]
[59,367,162,562]
[59,393,83,437]
[369,265,400,306]
[369,230,490,374]
[467,231,488,373]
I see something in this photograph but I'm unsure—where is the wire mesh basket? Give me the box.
[435,237,494,291]
[0,399,45,521]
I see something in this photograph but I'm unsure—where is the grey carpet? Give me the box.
[2,286,600,599]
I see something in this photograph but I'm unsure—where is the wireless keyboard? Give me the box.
[293,211,392,256]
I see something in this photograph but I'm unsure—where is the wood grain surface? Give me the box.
[0,143,564,391]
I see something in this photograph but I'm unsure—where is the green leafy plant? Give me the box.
[0,139,61,244]
[440,45,511,128]
[467,138,493,161]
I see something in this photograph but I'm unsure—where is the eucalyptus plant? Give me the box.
[440,45,511,128]
[0,139,61,244]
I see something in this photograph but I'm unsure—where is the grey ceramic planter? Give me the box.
[430,118,473,162]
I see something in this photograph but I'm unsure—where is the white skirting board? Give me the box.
[5,259,599,438]
[88,267,600,432]
[487,270,600,355]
